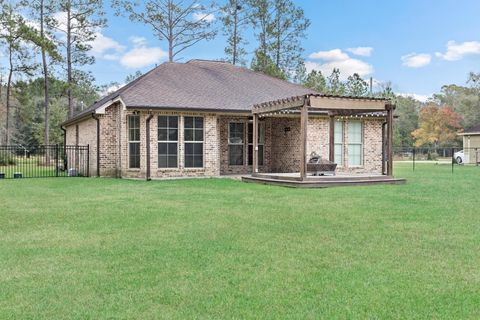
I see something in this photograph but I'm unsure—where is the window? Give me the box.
[248,122,265,166]
[158,116,178,168]
[229,122,244,165]
[334,121,344,165]
[184,116,203,168]
[128,115,140,168]
[348,121,363,166]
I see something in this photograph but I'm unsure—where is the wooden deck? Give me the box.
[242,173,406,188]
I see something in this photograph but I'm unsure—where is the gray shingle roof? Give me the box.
[464,124,480,133]
[66,60,318,124]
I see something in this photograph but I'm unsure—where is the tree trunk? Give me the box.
[168,0,173,62]
[5,46,13,145]
[232,5,238,65]
[41,0,50,163]
[67,2,73,118]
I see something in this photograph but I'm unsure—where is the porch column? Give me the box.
[329,115,335,162]
[300,101,309,180]
[386,104,394,176]
[252,114,259,175]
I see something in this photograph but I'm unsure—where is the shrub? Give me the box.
[0,152,16,166]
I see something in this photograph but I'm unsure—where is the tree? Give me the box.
[250,49,286,80]
[248,0,271,71]
[326,68,345,95]
[433,81,480,129]
[412,105,462,148]
[269,0,309,76]
[113,0,217,62]
[394,96,420,147]
[125,70,143,83]
[28,0,61,149]
[345,73,368,97]
[303,70,327,93]
[51,0,106,118]
[220,0,250,65]
[0,2,39,144]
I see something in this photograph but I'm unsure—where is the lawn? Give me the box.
[1,163,479,319]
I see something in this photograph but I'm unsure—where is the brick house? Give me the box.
[62,60,397,182]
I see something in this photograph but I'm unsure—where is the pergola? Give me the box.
[251,94,395,180]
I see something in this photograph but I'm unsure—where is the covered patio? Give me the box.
[242,94,406,187]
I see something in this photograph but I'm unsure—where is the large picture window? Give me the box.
[128,115,140,168]
[158,116,178,168]
[184,116,203,168]
[348,121,363,166]
[248,122,265,166]
[229,122,244,165]
[334,121,344,165]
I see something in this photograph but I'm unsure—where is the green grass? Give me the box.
[1,163,479,319]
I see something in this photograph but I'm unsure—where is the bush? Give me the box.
[0,152,16,166]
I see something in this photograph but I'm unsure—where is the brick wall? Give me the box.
[65,108,385,178]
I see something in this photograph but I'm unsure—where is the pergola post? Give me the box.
[329,115,335,162]
[300,100,309,180]
[386,104,394,176]
[252,114,259,175]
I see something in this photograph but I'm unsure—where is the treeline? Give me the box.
[0,0,479,150]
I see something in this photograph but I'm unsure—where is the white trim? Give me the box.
[96,96,126,115]
[458,132,480,136]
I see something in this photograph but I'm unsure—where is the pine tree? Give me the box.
[113,0,217,63]
[220,0,250,65]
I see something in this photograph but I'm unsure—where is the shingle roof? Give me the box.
[464,124,480,133]
[65,60,317,124]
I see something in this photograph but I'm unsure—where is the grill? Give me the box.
[307,154,337,176]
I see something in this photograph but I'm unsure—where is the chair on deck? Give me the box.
[307,152,337,176]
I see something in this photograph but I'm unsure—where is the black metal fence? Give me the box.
[393,146,480,172]
[0,145,89,179]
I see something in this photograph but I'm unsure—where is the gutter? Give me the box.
[145,113,154,181]
[92,114,101,177]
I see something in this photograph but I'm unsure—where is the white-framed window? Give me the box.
[248,122,265,166]
[229,122,244,165]
[184,116,204,168]
[334,120,344,165]
[128,115,140,169]
[158,116,178,168]
[348,121,363,166]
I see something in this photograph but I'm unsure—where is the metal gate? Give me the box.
[0,145,89,179]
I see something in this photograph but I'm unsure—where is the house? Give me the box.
[458,124,480,164]
[62,59,400,185]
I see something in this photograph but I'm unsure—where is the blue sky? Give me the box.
[6,0,480,101]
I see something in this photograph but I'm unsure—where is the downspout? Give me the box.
[145,113,154,181]
[92,114,100,177]
[60,125,66,147]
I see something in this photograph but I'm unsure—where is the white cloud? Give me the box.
[398,92,431,103]
[192,12,215,22]
[306,48,374,80]
[120,37,168,68]
[347,47,373,57]
[308,49,349,61]
[435,40,480,61]
[129,36,148,47]
[401,53,431,68]
[90,32,125,59]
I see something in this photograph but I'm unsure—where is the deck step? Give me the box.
[242,176,406,188]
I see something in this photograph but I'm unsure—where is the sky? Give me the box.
[4,0,480,102]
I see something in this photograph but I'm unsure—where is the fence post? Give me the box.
[413,147,415,171]
[451,147,455,174]
[87,144,90,177]
[55,144,59,177]
[476,148,478,166]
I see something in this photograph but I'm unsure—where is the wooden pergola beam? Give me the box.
[310,95,387,111]
[252,97,305,115]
